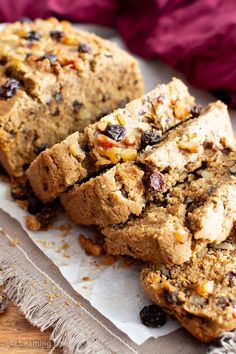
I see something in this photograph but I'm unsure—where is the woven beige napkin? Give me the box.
[0,208,209,353]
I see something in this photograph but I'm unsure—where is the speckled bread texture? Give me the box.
[103,152,236,264]
[140,231,236,342]
[0,17,143,177]
[27,78,195,203]
[61,101,235,227]
[61,163,145,226]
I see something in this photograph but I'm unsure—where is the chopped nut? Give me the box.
[195,280,214,296]
[174,229,189,243]
[69,144,82,157]
[178,141,199,153]
[120,148,137,161]
[79,234,103,257]
[174,100,191,120]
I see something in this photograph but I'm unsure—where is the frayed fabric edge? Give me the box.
[0,228,137,354]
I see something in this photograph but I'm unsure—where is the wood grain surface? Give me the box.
[0,299,62,353]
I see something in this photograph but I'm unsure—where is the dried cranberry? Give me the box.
[34,143,49,155]
[104,124,126,141]
[140,304,167,328]
[72,100,83,112]
[27,196,43,215]
[0,79,20,99]
[40,54,57,65]
[141,129,161,147]
[24,31,41,41]
[78,43,92,54]
[191,106,201,118]
[50,30,65,41]
[0,292,8,314]
[145,171,165,193]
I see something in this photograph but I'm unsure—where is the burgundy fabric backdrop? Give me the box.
[0,0,235,107]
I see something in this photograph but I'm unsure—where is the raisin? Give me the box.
[39,54,57,65]
[141,129,161,147]
[140,304,167,328]
[145,171,165,193]
[216,296,231,309]
[229,163,236,176]
[37,206,57,229]
[118,97,129,108]
[104,124,126,141]
[226,271,236,286]
[121,188,128,198]
[208,186,214,195]
[0,79,20,99]
[78,43,92,54]
[54,92,62,102]
[191,106,201,118]
[34,143,49,155]
[27,196,43,215]
[72,100,83,112]
[11,181,31,201]
[50,30,65,41]
[24,31,41,41]
[163,289,183,305]
[0,292,8,314]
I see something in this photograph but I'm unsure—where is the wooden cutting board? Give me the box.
[0,300,62,353]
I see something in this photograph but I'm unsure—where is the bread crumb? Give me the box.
[15,199,28,210]
[79,234,103,257]
[10,238,19,247]
[82,276,90,281]
[100,255,116,266]
[25,215,41,231]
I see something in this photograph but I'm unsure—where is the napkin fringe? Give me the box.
[0,229,137,354]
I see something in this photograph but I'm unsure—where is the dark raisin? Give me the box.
[184,196,194,205]
[34,143,49,155]
[145,171,165,193]
[50,30,65,41]
[39,54,57,65]
[27,196,43,215]
[104,124,126,141]
[37,206,57,229]
[208,186,214,195]
[163,289,183,305]
[216,296,231,309]
[191,106,201,118]
[226,271,236,286]
[72,100,83,112]
[118,97,129,108]
[54,92,62,102]
[11,181,32,201]
[0,292,8,314]
[0,79,20,99]
[141,129,161,147]
[52,108,60,116]
[140,304,167,328]
[229,163,236,176]
[78,43,92,54]
[24,31,41,41]
[121,188,128,198]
